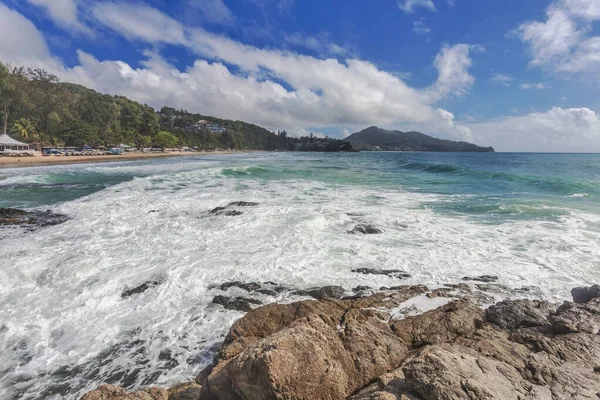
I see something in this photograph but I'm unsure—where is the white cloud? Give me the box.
[491,73,513,83]
[283,32,349,56]
[427,44,477,99]
[92,2,188,45]
[520,83,544,89]
[185,0,234,25]
[413,20,431,35]
[0,4,51,64]
[26,0,90,34]
[398,0,436,13]
[469,107,600,152]
[516,0,600,76]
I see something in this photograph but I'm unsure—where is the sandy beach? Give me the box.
[0,150,235,168]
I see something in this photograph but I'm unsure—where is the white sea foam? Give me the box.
[1,153,599,399]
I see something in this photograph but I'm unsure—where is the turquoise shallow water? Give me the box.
[0,152,599,399]
[2,152,599,216]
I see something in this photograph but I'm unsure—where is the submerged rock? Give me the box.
[121,279,163,298]
[349,224,383,234]
[0,208,68,230]
[462,275,498,283]
[353,268,411,279]
[571,284,600,304]
[212,295,262,312]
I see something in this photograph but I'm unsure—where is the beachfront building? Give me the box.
[0,133,33,154]
[194,120,226,133]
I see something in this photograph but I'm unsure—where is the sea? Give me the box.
[1,151,599,399]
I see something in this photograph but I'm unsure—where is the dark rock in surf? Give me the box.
[210,202,258,216]
[211,208,243,216]
[349,224,383,234]
[353,268,411,279]
[463,275,499,283]
[0,208,68,230]
[212,295,262,312]
[121,280,163,298]
[227,202,259,207]
[572,285,600,304]
[255,289,278,296]
[217,281,261,292]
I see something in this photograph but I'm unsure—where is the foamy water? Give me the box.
[1,152,599,399]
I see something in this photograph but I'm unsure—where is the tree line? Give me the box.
[0,62,354,152]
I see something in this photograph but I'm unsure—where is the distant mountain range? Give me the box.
[344,126,494,152]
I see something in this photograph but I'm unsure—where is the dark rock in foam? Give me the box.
[353,268,411,279]
[121,279,163,298]
[0,208,68,230]
[348,224,383,234]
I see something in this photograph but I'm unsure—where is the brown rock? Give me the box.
[391,300,484,347]
[80,385,168,400]
[485,299,556,330]
[550,298,600,334]
[167,382,201,400]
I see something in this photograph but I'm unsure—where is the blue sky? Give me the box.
[1,0,600,151]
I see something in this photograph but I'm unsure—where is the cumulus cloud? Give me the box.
[470,107,600,152]
[398,0,436,13]
[427,44,477,99]
[0,4,52,65]
[26,0,90,34]
[516,0,600,76]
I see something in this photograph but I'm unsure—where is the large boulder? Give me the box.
[204,311,408,400]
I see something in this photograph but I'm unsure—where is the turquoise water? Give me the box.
[3,152,598,219]
[0,152,599,399]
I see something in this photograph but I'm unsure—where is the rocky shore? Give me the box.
[81,282,600,400]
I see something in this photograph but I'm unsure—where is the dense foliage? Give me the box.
[0,62,354,152]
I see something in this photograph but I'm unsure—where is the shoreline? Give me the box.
[0,150,238,168]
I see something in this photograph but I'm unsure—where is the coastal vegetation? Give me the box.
[0,62,353,152]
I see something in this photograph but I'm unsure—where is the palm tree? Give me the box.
[12,118,42,150]
[12,118,38,141]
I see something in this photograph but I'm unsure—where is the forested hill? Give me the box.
[345,126,495,152]
[0,63,352,152]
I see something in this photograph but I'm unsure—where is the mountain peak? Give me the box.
[345,127,494,152]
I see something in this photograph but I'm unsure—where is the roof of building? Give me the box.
[0,134,29,146]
